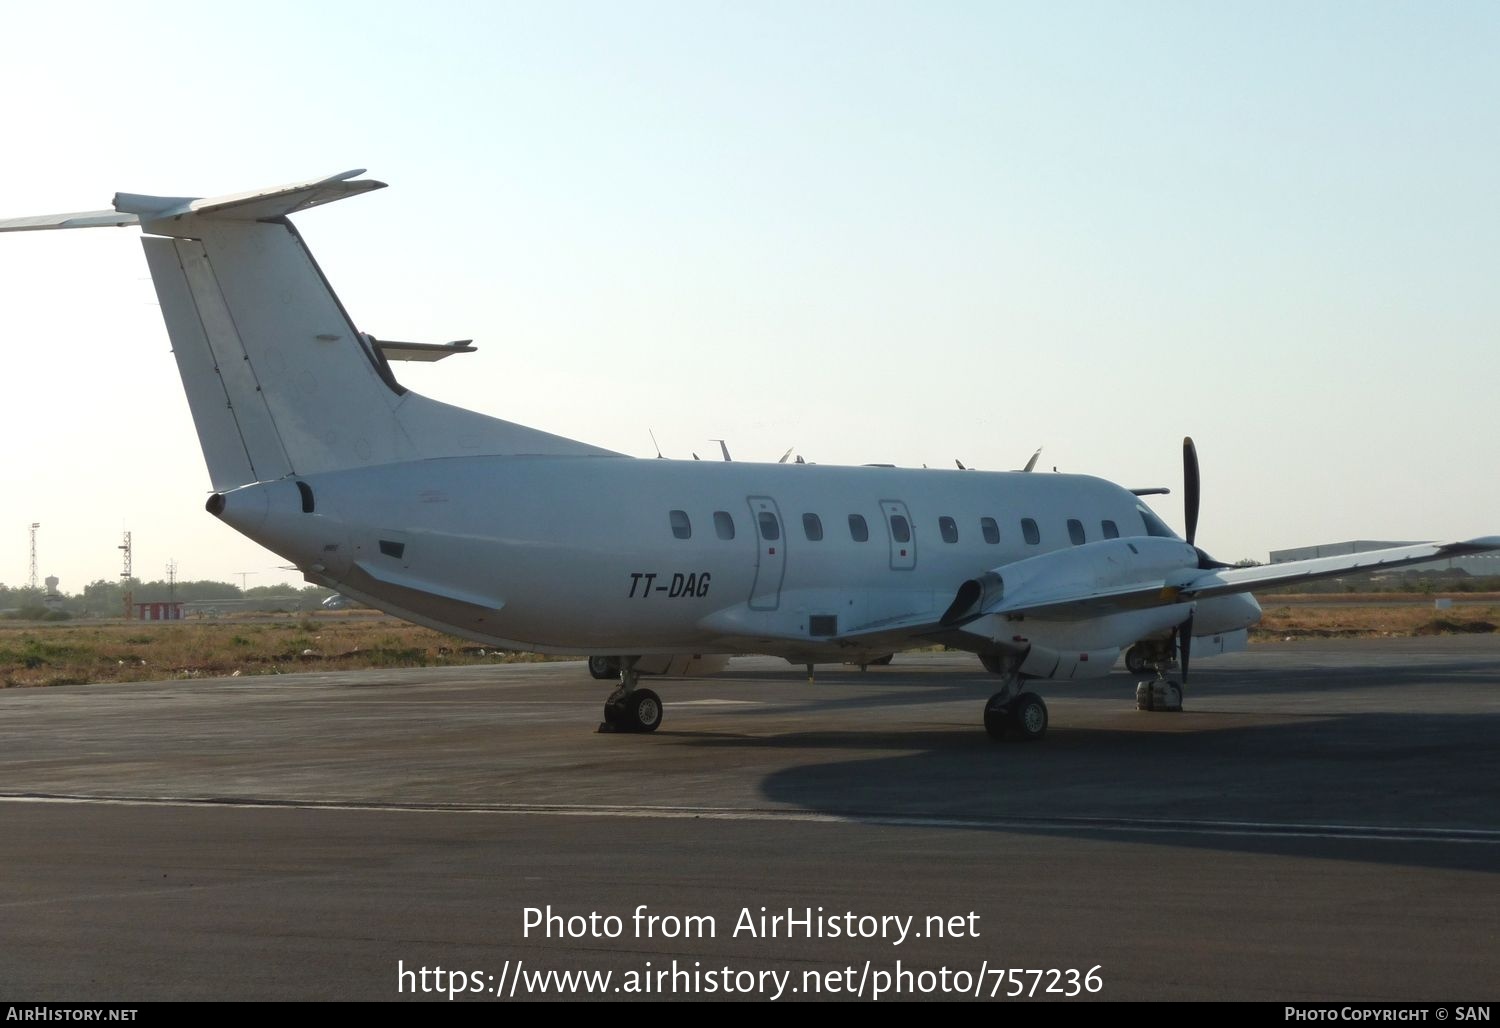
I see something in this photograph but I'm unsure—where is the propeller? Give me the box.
[1183,436,1200,547]
[1178,436,1203,680]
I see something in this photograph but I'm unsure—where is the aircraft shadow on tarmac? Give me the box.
[661,664,1500,874]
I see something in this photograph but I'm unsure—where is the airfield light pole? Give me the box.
[167,559,177,605]
[119,531,133,619]
[236,571,257,594]
[28,523,40,590]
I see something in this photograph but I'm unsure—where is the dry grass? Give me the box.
[1251,597,1498,640]
[0,613,570,689]
[3,598,1496,688]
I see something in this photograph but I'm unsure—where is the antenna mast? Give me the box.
[119,531,133,619]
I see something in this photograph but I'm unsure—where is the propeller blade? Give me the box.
[1183,436,1200,546]
[778,447,794,464]
[1022,448,1042,473]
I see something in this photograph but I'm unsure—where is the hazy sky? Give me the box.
[2,1,1497,592]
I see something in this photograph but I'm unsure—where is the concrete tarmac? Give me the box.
[2,637,1497,1001]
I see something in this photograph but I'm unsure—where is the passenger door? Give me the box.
[881,499,916,570]
[746,495,786,610]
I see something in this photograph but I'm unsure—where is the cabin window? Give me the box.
[981,517,1000,544]
[848,514,869,542]
[670,509,692,540]
[1021,518,1040,545]
[1137,505,1178,539]
[802,513,824,541]
[714,511,735,540]
[889,514,911,543]
[1067,519,1086,546]
[758,511,781,541]
[939,516,958,544]
[1102,519,1119,539]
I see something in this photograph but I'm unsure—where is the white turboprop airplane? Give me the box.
[5,170,1497,741]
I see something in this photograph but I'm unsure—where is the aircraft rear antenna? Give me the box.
[710,439,732,462]
[648,429,664,459]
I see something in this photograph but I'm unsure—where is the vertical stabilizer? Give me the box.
[4,171,621,491]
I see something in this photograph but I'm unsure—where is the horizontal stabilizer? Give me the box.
[116,169,386,224]
[0,210,139,233]
[2,170,384,235]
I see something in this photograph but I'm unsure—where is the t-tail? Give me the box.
[1,169,618,492]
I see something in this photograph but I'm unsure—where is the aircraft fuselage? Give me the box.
[213,455,1259,666]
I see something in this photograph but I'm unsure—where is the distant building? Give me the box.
[1269,540,1500,578]
[135,601,185,621]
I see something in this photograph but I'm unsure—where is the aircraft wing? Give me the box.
[982,536,1500,618]
[1176,537,1500,600]
[835,535,1500,640]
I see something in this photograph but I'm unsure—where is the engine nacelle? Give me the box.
[942,537,1200,625]
[1019,643,1120,681]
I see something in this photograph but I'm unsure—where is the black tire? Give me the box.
[870,654,894,666]
[978,653,1006,676]
[1124,646,1147,675]
[602,698,623,725]
[622,689,664,733]
[983,692,1009,741]
[588,656,617,680]
[1009,691,1048,741]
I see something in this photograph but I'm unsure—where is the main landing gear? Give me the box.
[1123,640,1185,712]
[977,653,1048,742]
[1135,675,1184,712]
[599,658,663,734]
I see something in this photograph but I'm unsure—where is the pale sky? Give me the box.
[2,1,1497,592]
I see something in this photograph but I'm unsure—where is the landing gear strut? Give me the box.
[599,658,663,734]
[978,653,1048,742]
